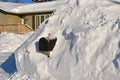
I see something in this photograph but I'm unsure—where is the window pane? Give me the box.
[41,15,44,23]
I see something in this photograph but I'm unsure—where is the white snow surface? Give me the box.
[0,32,33,52]
[0,0,120,80]
[0,32,33,80]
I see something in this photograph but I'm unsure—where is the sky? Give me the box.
[0,0,32,3]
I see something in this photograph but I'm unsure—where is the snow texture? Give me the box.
[0,0,120,80]
[0,32,33,79]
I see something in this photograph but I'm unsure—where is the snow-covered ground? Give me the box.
[0,0,120,80]
[0,32,33,52]
[0,32,33,80]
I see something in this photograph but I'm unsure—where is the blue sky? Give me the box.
[0,0,32,3]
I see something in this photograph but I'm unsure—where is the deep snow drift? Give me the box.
[9,0,120,80]
[0,32,33,80]
[0,32,33,52]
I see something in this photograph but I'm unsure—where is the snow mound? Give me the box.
[0,32,33,52]
[14,0,120,80]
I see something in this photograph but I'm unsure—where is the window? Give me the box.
[34,14,51,30]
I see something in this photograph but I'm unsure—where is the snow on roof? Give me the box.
[0,1,67,14]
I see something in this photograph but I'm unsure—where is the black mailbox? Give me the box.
[39,37,57,51]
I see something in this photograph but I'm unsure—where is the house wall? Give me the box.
[0,13,33,28]
[24,15,33,28]
[0,24,33,34]
[0,13,51,31]
[0,13,21,25]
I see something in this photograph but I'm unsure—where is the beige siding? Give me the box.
[0,13,21,25]
[6,15,21,24]
[0,13,33,28]
[0,13,7,25]
[25,15,33,28]
[0,13,52,31]
[0,24,33,34]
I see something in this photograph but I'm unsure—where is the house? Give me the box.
[0,13,34,34]
[0,0,54,33]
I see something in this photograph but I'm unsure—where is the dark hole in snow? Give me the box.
[39,37,57,51]
[0,53,17,75]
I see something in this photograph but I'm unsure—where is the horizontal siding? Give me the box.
[0,24,33,34]
[0,13,21,25]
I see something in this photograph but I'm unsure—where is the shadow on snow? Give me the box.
[113,41,120,69]
[0,53,17,75]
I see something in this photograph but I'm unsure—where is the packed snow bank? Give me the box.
[0,32,33,52]
[14,0,120,80]
[0,32,33,80]
[0,68,9,80]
